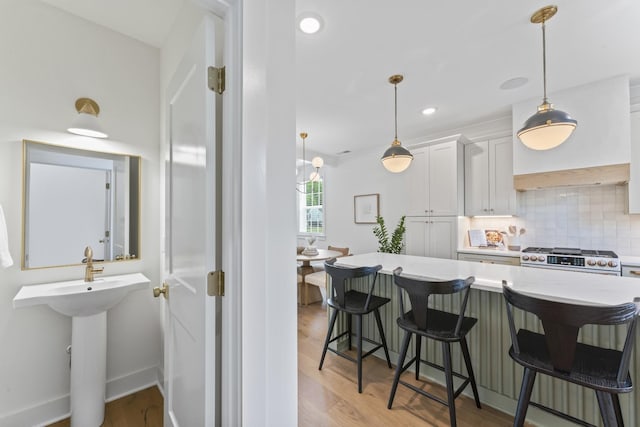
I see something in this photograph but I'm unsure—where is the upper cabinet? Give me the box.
[405,136,465,216]
[628,110,640,213]
[464,137,516,216]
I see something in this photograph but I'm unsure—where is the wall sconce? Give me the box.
[67,98,108,138]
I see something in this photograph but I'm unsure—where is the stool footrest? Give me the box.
[529,401,596,427]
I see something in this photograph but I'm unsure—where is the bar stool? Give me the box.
[318,258,392,393]
[387,267,480,427]
[503,283,640,427]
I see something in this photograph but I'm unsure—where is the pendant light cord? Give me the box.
[541,20,548,104]
[394,83,398,140]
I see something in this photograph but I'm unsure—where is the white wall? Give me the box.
[324,154,409,254]
[243,0,298,425]
[323,117,513,255]
[0,1,161,424]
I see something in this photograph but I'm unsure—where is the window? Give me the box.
[297,179,324,236]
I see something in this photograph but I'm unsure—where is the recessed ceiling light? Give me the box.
[500,77,529,90]
[421,107,437,116]
[298,13,324,34]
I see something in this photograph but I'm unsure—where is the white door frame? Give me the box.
[193,1,298,426]
[194,1,242,425]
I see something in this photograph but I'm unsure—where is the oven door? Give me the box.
[521,263,621,276]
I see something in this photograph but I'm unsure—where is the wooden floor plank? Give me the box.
[298,303,525,426]
[47,385,162,427]
[49,303,526,427]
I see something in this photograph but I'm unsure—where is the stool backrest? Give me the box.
[503,282,640,379]
[392,267,474,336]
[324,258,382,310]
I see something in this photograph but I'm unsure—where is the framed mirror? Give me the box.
[22,140,141,269]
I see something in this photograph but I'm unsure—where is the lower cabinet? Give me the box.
[622,265,640,278]
[405,217,456,260]
[457,252,521,266]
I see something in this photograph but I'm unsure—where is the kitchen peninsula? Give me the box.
[334,253,640,426]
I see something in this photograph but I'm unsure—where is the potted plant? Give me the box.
[372,215,406,254]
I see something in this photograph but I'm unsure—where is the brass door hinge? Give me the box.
[208,270,225,296]
[208,66,226,94]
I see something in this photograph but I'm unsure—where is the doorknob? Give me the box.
[153,282,169,299]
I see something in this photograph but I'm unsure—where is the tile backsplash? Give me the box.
[469,184,640,256]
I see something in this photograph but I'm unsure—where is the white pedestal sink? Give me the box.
[13,273,150,426]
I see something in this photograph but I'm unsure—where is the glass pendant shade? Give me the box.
[381,141,413,173]
[311,156,324,168]
[517,104,577,150]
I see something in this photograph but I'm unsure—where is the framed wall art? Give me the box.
[354,193,379,224]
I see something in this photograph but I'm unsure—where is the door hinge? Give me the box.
[207,270,225,296]
[208,66,226,94]
[106,182,110,190]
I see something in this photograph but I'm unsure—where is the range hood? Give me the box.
[512,75,631,190]
[513,163,629,191]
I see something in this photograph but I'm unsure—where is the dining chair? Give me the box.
[303,246,350,305]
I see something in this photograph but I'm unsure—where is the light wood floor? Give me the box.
[48,385,162,427]
[298,303,520,427]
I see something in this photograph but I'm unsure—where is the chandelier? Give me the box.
[296,132,324,193]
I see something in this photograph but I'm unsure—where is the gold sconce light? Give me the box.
[67,97,108,139]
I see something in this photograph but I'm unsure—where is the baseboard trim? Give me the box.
[0,364,161,427]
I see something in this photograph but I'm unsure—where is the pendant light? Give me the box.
[381,75,413,173]
[296,132,324,193]
[517,5,576,150]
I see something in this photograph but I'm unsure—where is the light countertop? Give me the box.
[336,253,640,306]
[620,255,640,267]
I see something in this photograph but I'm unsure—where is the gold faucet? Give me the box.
[84,246,104,282]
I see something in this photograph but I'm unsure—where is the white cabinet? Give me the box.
[405,138,464,216]
[628,111,640,213]
[622,265,640,278]
[457,252,520,266]
[464,137,516,216]
[405,216,456,260]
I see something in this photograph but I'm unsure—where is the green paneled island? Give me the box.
[332,253,640,427]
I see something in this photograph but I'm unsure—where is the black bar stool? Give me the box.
[502,282,640,427]
[387,267,481,427]
[318,258,392,393]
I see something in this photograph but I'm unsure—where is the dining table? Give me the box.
[297,249,342,305]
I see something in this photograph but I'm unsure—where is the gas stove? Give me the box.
[520,247,621,275]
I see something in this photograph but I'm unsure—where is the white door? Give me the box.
[27,163,109,267]
[428,142,457,216]
[164,16,222,427]
[404,217,428,257]
[429,217,455,259]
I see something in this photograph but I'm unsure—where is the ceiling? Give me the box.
[40,0,640,158]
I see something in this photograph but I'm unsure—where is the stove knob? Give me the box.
[530,255,537,261]
[608,261,618,267]
[597,260,607,267]
[587,259,596,266]
[538,256,545,262]
[522,255,529,261]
